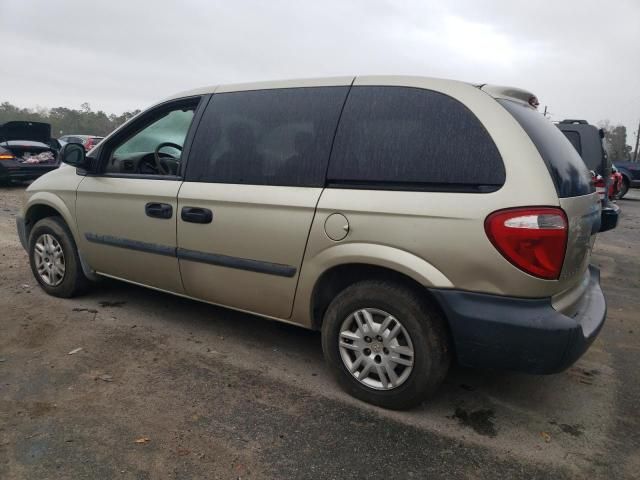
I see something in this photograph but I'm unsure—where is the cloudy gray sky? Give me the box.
[1,0,639,139]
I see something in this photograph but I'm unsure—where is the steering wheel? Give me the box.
[153,142,183,175]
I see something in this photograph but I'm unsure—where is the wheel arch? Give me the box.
[293,243,453,333]
[23,194,98,281]
[24,193,77,243]
[308,262,453,331]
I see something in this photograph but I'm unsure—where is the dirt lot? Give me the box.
[0,184,639,479]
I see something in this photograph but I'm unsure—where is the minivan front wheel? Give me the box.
[28,217,89,298]
[321,280,450,410]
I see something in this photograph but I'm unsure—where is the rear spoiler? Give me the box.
[477,84,539,109]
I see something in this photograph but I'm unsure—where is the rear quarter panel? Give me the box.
[291,77,573,327]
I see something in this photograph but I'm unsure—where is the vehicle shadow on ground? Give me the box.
[80,277,562,415]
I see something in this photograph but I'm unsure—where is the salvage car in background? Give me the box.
[0,121,60,185]
[58,134,104,152]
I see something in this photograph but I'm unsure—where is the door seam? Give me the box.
[287,77,356,320]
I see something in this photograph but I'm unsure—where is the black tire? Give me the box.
[28,216,90,298]
[619,178,629,199]
[321,280,451,410]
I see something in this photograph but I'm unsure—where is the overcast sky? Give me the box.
[1,0,639,139]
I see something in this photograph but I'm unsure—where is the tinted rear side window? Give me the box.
[499,100,594,198]
[327,86,505,191]
[186,87,349,187]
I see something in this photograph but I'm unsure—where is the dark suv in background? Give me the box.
[557,119,619,231]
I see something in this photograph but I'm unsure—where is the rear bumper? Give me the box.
[429,266,606,374]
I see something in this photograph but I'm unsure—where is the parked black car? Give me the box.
[613,159,640,198]
[0,121,60,185]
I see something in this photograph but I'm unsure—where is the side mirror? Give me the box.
[59,142,87,168]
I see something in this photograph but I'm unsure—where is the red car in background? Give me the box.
[592,166,623,201]
[610,166,624,199]
[58,134,104,152]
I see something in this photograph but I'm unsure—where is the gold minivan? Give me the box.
[17,76,608,409]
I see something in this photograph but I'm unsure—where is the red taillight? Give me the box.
[593,174,606,199]
[485,207,568,280]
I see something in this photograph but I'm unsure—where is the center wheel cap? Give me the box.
[371,343,382,353]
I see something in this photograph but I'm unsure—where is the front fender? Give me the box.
[22,166,84,244]
[23,189,99,281]
[291,242,453,327]
[24,191,79,243]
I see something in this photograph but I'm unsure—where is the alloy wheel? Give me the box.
[33,233,65,286]
[338,308,415,390]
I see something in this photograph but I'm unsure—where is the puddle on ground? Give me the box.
[450,407,497,437]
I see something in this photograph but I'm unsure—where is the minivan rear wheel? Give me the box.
[321,280,450,410]
[28,217,89,298]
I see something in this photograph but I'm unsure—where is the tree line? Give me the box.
[0,101,140,138]
[598,121,635,162]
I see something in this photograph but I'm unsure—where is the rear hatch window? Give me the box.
[562,130,582,155]
[498,99,594,198]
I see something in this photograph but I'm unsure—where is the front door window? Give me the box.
[105,105,196,176]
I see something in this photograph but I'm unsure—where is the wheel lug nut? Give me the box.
[383,347,389,355]
[374,355,382,364]
[364,348,371,356]
[376,335,383,342]
[364,336,372,343]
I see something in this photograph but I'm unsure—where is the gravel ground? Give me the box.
[0,184,639,479]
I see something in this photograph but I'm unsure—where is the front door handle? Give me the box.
[145,202,173,219]
[181,206,213,224]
